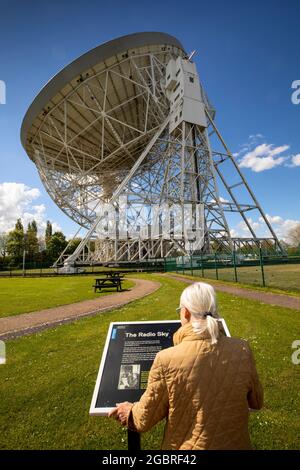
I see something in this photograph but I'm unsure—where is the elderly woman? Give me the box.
[109,281,263,450]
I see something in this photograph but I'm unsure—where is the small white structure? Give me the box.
[0,340,6,365]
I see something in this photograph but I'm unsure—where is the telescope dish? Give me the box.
[21,32,185,225]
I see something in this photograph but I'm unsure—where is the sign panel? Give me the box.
[89,319,230,416]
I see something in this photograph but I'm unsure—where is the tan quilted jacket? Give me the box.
[128,322,263,450]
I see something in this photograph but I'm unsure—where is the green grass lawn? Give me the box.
[169,271,300,298]
[0,273,299,449]
[0,276,134,318]
[177,263,300,294]
[0,265,146,275]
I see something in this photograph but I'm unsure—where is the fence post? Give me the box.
[199,253,202,278]
[259,244,266,287]
[22,249,26,277]
[190,255,193,276]
[214,254,219,280]
[233,248,238,283]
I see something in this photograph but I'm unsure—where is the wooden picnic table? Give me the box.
[101,271,125,278]
[93,275,124,292]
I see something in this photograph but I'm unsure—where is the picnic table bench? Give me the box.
[100,271,125,278]
[93,272,125,292]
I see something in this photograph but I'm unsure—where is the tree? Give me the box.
[38,235,46,252]
[31,220,38,233]
[45,221,52,250]
[6,219,24,264]
[47,231,67,261]
[65,238,82,255]
[287,224,300,247]
[0,233,8,262]
[26,220,39,261]
[279,239,289,252]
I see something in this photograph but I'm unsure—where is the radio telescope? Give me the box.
[21,32,283,269]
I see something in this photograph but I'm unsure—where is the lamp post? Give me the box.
[259,241,266,287]
[22,234,27,277]
[186,230,196,276]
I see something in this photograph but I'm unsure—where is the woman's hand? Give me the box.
[108,401,133,426]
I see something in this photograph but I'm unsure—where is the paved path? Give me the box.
[164,273,300,311]
[0,278,160,341]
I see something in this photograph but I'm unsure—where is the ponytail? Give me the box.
[205,314,219,345]
[180,282,220,344]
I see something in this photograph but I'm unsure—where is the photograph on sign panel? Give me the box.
[117,364,140,390]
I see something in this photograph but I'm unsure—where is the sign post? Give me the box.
[127,429,141,451]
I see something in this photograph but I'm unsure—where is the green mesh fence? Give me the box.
[165,254,300,292]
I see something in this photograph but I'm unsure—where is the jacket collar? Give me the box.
[173,322,211,345]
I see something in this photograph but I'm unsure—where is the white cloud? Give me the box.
[220,197,230,203]
[209,196,230,204]
[291,154,300,166]
[259,214,283,225]
[230,228,239,238]
[238,143,290,172]
[247,133,264,144]
[231,213,300,241]
[236,135,300,171]
[235,134,265,157]
[0,182,61,234]
[268,215,283,225]
[237,217,261,234]
[272,218,300,240]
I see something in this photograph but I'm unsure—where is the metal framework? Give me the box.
[21,33,284,269]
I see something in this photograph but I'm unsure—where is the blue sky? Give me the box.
[0,0,299,239]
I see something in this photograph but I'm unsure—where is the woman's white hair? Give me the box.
[180,282,220,344]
